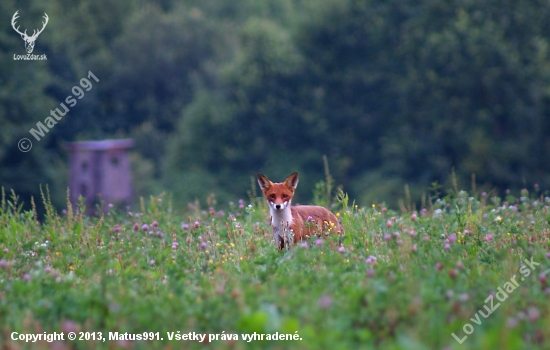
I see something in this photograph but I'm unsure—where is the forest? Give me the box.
[2,0,550,211]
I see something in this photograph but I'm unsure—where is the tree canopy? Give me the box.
[1,0,549,210]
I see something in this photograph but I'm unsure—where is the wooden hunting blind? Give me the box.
[66,139,134,213]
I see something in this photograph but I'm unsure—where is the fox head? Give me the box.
[257,172,299,211]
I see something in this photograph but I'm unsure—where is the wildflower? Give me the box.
[200,242,208,250]
[62,320,79,334]
[113,225,120,233]
[528,307,540,322]
[444,243,450,251]
[456,261,464,269]
[23,273,31,281]
[366,268,375,277]
[3,248,8,253]
[485,233,493,242]
[0,259,8,268]
[506,317,518,329]
[336,212,340,217]
[194,221,200,228]
[412,244,417,252]
[141,224,149,231]
[365,255,377,264]
[338,246,345,253]
[386,220,392,228]
[411,212,417,221]
[384,233,392,241]
[448,234,457,243]
[149,260,155,266]
[300,241,308,248]
[182,223,189,230]
[314,238,324,246]
[318,294,333,309]
[434,262,443,270]
[44,266,51,273]
[151,221,158,228]
[133,223,139,232]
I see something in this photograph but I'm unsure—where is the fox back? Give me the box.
[257,172,343,249]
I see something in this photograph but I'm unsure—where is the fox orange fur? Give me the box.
[257,172,343,249]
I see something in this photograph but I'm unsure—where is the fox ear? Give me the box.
[284,172,299,191]
[257,174,272,191]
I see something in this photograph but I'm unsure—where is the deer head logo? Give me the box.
[11,11,49,54]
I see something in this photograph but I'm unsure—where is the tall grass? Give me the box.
[1,185,549,349]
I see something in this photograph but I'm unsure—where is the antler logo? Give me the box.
[11,10,49,54]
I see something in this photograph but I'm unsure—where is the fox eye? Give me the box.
[269,194,276,199]
[282,194,288,199]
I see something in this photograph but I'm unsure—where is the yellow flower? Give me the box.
[372,204,375,208]
[208,259,214,264]
[336,212,340,217]
[230,243,235,248]
[216,243,220,247]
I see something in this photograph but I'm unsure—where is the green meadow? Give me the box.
[1,183,549,350]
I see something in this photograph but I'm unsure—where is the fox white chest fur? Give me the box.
[268,199,294,244]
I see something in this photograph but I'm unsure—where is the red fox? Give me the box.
[257,172,343,249]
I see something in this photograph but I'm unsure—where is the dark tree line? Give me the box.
[1,0,549,211]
